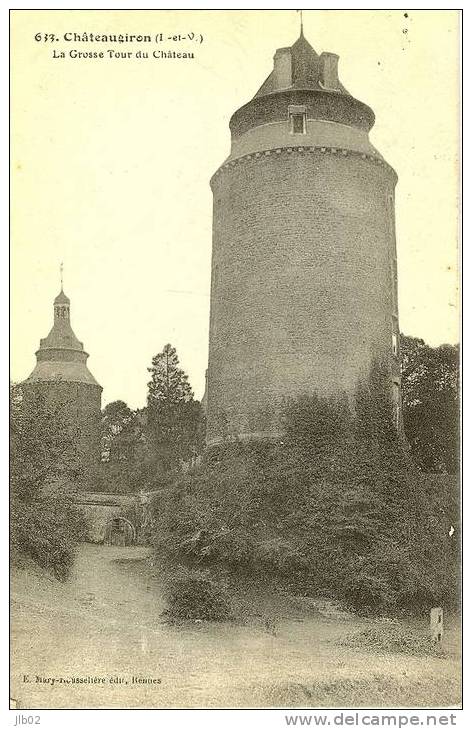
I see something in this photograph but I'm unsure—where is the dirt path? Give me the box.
[11,544,461,709]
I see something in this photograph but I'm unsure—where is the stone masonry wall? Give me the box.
[22,380,102,473]
[206,147,399,445]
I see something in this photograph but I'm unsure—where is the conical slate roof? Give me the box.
[229,31,375,140]
[254,33,348,98]
[24,288,101,388]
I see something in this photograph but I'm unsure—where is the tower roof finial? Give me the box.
[55,261,70,305]
[298,9,304,37]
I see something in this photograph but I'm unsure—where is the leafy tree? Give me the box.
[95,399,182,494]
[101,400,140,463]
[401,335,459,473]
[10,383,87,580]
[95,402,158,493]
[147,344,204,471]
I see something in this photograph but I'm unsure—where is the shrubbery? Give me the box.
[90,458,175,494]
[152,362,460,614]
[10,384,87,581]
[161,572,232,622]
[10,494,86,581]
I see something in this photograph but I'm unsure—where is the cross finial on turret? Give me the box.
[60,261,64,291]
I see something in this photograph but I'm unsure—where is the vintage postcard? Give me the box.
[10,8,461,713]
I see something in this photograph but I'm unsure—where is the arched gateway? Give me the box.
[105,516,136,546]
[75,492,141,545]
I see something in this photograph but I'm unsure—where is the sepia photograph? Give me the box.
[9,8,461,713]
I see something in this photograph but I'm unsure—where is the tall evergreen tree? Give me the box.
[147,344,204,471]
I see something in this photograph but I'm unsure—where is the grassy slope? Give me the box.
[11,544,461,709]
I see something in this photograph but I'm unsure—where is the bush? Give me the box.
[90,457,176,495]
[343,574,397,611]
[161,573,232,622]
[10,383,88,581]
[11,494,87,581]
[151,362,460,614]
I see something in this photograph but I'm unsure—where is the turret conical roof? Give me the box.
[24,287,101,388]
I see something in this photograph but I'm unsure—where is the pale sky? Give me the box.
[10,9,460,408]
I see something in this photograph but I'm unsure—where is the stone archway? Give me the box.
[105,516,137,546]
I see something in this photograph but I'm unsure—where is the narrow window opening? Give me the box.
[288,105,307,135]
[393,382,401,430]
[291,114,306,134]
[392,332,399,357]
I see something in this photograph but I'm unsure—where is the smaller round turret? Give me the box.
[22,272,102,474]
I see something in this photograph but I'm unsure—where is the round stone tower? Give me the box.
[206,31,401,447]
[22,283,102,473]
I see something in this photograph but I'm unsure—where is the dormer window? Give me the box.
[288,105,307,135]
